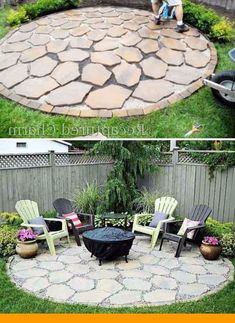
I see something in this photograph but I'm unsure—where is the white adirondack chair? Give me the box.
[15,200,70,256]
[132,197,178,249]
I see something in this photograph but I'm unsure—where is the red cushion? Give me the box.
[62,212,82,228]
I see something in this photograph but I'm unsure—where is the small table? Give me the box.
[101,212,128,229]
[82,227,135,266]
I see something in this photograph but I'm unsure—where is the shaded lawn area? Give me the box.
[0,257,234,313]
[0,7,235,138]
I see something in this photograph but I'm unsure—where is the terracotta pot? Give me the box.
[200,241,222,260]
[16,240,38,258]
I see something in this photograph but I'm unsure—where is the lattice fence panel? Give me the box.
[55,153,113,166]
[178,151,212,164]
[155,153,173,165]
[0,154,50,169]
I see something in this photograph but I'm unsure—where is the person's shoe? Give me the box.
[154,16,161,25]
[175,23,189,33]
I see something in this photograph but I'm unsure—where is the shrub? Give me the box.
[132,188,166,214]
[183,0,234,42]
[0,212,22,226]
[137,213,153,226]
[42,210,56,218]
[220,233,235,257]
[0,225,18,257]
[73,182,103,215]
[7,0,80,26]
[94,213,133,228]
[204,217,234,239]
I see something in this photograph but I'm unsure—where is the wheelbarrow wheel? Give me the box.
[211,70,235,107]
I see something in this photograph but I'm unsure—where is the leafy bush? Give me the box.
[94,213,133,228]
[73,182,103,215]
[1,212,22,226]
[7,0,80,26]
[183,0,234,42]
[220,233,235,257]
[137,213,153,226]
[132,188,166,214]
[204,217,234,239]
[0,225,18,257]
[42,210,56,218]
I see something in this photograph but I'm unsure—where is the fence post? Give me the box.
[172,148,179,165]
[49,150,56,203]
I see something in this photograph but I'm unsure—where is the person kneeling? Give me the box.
[151,0,189,33]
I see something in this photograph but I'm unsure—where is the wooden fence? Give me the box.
[138,150,235,223]
[0,150,234,223]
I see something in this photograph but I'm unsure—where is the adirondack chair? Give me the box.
[159,204,212,257]
[15,200,70,256]
[53,198,95,246]
[132,197,178,249]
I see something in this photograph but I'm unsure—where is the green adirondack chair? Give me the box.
[15,200,70,256]
[132,196,178,249]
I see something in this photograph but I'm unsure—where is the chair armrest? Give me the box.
[44,218,65,222]
[165,219,183,233]
[79,213,94,226]
[185,223,206,233]
[44,218,67,231]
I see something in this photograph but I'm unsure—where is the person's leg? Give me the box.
[151,0,162,25]
[168,0,189,32]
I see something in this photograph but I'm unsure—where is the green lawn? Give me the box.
[0,257,234,313]
[0,7,235,138]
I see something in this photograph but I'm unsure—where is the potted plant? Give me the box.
[16,229,38,258]
[200,236,222,260]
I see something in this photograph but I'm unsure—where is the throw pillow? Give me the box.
[28,216,49,235]
[149,211,168,228]
[62,212,82,229]
[177,218,200,239]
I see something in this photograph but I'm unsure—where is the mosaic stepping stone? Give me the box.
[20,22,37,33]
[14,76,59,99]
[156,47,184,66]
[185,50,210,68]
[90,51,121,66]
[137,38,159,54]
[138,27,159,39]
[87,29,107,41]
[70,25,90,36]
[82,63,111,86]
[107,26,127,37]
[123,21,140,31]
[70,36,93,49]
[116,46,143,63]
[30,34,50,46]
[140,57,168,79]
[7,32,32,43]
[113,60,141,87]
[30,56,58,77]
[58,49,89,62]
[94,37,119,51]
[46,81,92,106]
[184,37,208,51]
[0,63,28,88]
[20,46,46,63]
[51,29,69,39]
[120,32,142,46]
[47,40,69,53]
[161,29,184,39]
[133,80,174,102]
[1,42,31,53]
[86,85,132,109]
[0,53,20,70]
[161,37,187,51]
[166,66,201,85]
[36,25,53,34]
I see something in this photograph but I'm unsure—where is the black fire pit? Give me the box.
[82,227,135,266]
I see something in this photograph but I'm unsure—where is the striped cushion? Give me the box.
[62,212,82,228]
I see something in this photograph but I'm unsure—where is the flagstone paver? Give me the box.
[82,63,111,86]
[0,6,217,117]
[8,237,233,307]
[51,62,80,85]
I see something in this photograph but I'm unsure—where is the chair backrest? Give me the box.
[53,198,73,216]
[188,204,212,223]
[15,200,40,223]
[155,197,178,217]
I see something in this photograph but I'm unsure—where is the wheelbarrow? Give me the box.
[204,48,235,107]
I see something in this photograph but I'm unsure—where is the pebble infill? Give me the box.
[0,6,217,118]
[8,236,233,307]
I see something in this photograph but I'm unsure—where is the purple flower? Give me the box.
[203,236,219,246]
[17,228,37,242]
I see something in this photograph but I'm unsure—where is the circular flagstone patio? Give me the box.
[8,236,233,307]
[0,6,217,118]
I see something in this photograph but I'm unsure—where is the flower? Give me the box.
[203,236,219,246]
[17,228,37,242]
